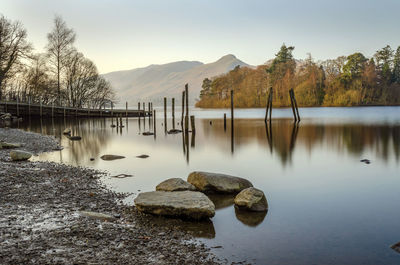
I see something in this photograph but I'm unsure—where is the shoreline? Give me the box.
[0,128,219,264]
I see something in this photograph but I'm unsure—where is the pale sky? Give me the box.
[1,0,400,74]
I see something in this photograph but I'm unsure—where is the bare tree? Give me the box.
[46,15,75,105]
[0,15,32,99]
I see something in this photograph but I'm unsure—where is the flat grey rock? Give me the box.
[187,171,253,194]
[134,191,215,219]
[100,154,125,161]
[79,211,116,221]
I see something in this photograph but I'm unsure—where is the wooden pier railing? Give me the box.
[0,101,152,118]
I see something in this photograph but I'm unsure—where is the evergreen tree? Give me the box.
[393,46,400,83]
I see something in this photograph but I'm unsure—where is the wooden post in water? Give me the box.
[181,91,185,126]
[111,102,114,117]
[16,97,19,117]
[153,109,156,136]
[126,102,128,117]
[230,90,234,128]
[292,89,300,122]
[120,114,122,127]
[185,84,189,132]
[164,97,167,132]
[269,87,273,122]
[63,105,66,118]
[138,102,141,118]
[116,115,119,127]
[190,115,195,134]
[148,102,151,116]
[289,89,297,122]
[265,87,271,122]
[224,113,227,131]
[52,102,54,118]
[40,98,42,117]
[172,98,175,130]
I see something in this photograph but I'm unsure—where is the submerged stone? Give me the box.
[69,136,81,141]
[134,191,215,219]
[156,178,196,192]
[234,187,268,212]
[63,128,71,135]
[391,241,400,253]
[100,154,125,161]
[136,154,149,158]
[187,171,253,194]
[10,150,32,161]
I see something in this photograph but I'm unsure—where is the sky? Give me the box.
[1,0,400,74]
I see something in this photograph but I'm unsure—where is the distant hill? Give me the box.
[102,54,251,106]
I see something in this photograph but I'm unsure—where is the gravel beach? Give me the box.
[0,128,220,264]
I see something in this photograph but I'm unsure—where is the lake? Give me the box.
[11,106,400,264]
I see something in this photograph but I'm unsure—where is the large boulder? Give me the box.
[134,191,215,219]
[100,154,125,161]
[234,187,268,212]
[156,178,196,192]
[187,171,253,194]
[10,150,32,161]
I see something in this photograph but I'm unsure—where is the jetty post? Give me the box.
[143,102,145,117]
[181,91,185,126]
[153,109,156,137]
[164,97,167,132]
[289,89,297,122]
[190,115,195,134]
[293,89,300,122]
[172,97,175,130]
[224,113,227,131]
[126,102,128,117]
[185,84,189,132]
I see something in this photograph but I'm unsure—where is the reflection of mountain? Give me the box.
[199,119,400,166]
[17,118,112,164]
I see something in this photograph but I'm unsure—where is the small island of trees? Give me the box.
[197,44,400,108]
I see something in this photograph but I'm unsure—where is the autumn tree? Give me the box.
[0,15,31,99]
[46,15,76,104]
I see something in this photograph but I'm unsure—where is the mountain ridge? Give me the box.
[102,55,252,106]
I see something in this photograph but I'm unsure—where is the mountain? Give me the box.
[102,54,251,106]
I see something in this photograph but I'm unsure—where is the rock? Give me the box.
[360,159,371,164]
[111,174,133,178]
[156,178,196,192]
[110,124,116,128]
[234,187,268,212]
[187,171,253,194]
[134,191,215,219]
[167,129,182,134]
[68,136,81,141]
[63,128,71,135]
[136,154,149,158]
[391,241,400,253]
[10,150,32,161]
[207,194,235,209]
[0,142,22,149]
[90,158,95,161]
[100,154,125,161]
[79,211,116,221]
[142,132,154,136]
[0,113,12,120]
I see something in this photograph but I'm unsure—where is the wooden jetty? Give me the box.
[0,100,152,118]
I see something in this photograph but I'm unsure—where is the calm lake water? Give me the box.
[11,106,400,264]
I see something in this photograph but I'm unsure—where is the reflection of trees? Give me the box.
[17,118,111,164]
[200,119,400,166]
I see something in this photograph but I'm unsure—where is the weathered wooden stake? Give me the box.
[181,91,185,126]
[143,102,145,117]
[230,90,234,127]
[289,89,297,122]
[172,98,175,130]
[190,115,195,133]
[28,97,31,116]
[224,113,227,131]
[153,109,156,136]
[126,102,128,117]
[52,102,54,118]
[292,89,300,122]
[269,88,273,122]
[40,99,43,117]
[120,114,122,127]
[265,87,271,122]
[185,84,189,132]
[116,115,119,127]
[164,97,167,132]
[111,102,114,116]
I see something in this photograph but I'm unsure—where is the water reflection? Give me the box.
[234,207,267,227]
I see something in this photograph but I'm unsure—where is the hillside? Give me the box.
[102,55,251,106]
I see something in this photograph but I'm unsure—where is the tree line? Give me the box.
[196,44,400,108]
[0,14,114,108]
